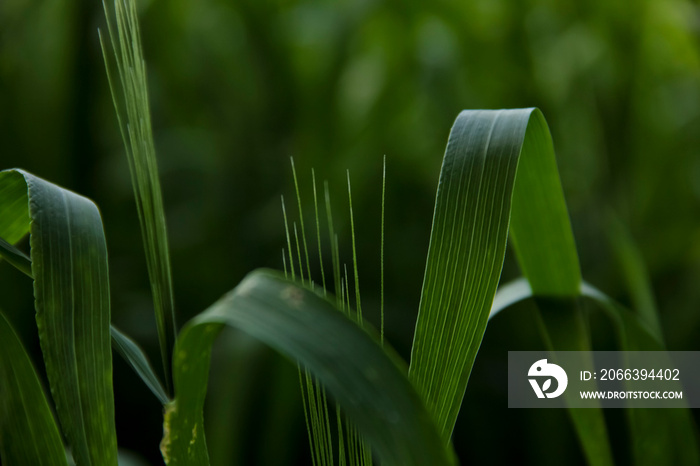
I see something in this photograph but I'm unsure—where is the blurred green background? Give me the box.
[2,0,700,464]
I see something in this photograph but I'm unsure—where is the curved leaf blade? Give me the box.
[409,108,581,442]
[0,235,32,277]
[606,215,664,343]
[111,326,170,405]
[0,169,118,466]
[0,234,169,407]
[492,279,699,465]
[582,283,700,465]
[0,312,67,466]
[508,109,581,295]
[162,270,454,466]
[489,277,531,319]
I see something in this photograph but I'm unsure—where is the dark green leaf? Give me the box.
[0,231,169,407]
[111,326,169,405]
[0,312,67,466]
[0,169,118,466]
[606,215,664,343]
[582,283,700,465]
[0,235,32,278]
[162,270,455,466]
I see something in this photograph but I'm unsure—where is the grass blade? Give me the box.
[607,215,664,343]
[532,297,613,466]
[0,312,67,466]
[507,110,581,295]
[582,284,700,465]
[100,0,177,392]
[0,169,118,465]
[0,170,29,244]
[0,235,170,408]
[161,270,455,466]
[409,108,580,442]
[380,155,386,345]
[0,235,32,278]
[491,278,699,465]
[111,326,170,405]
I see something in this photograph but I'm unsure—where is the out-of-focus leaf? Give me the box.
[489,277,531,319]
[532,297,613,466]
[0,234,32,277]
[162,269,454,466]
[492,279,700,465]
[111,326,169,405]
[409,108,580,443]
[492,283,616,466]
[582,283,700,465]
[607,215,664,343]
[0,169,118,466]
[0,312,67,466]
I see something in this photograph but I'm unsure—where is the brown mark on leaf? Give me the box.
[281,285,305,309]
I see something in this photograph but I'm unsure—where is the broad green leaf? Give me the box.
[100,0,177,392]
[409,108,580,442]
[0,312,67,466]
[0,169,118,466]
[111,326,170,405]
[162,270,454,466]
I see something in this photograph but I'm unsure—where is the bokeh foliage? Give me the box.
[2,0,700,464]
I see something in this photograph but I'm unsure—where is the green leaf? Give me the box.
[162,270,454,466]
[0,229,169,407]
[491,284,616,465]
[508,110,581,295]
[111,326,170,405]
[0,235,32,278]
[531,297,613,466]
[409,108,581,442]
[582,283,700,465]
[0,170,30,244]
[0,235,168,410]
[100,0,177,392]
[0,169,118,466]
[492,281,615,465]
[0,312,68,466]
[492,279,700,465]
[606,215,664,343]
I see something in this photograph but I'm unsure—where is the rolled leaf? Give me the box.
[0,169,118,466]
